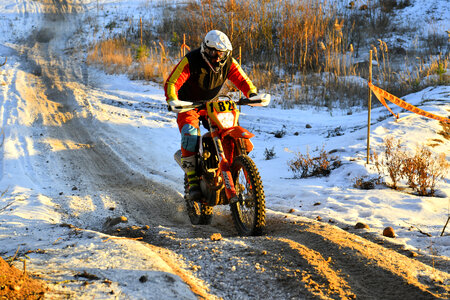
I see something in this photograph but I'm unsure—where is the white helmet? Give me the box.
[201,30,232,71]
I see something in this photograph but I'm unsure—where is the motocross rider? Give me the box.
[165,30,258,201]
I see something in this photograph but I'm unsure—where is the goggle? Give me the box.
[204,46,228,60]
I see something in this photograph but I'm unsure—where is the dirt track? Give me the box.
[11,0,450,299]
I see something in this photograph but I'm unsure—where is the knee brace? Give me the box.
[181,124,200,153]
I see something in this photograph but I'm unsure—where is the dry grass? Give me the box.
[87,38,132,73]
[159,0,344,73]
[87,39,172,83]
[371,40,449,97]
[87,0,449,109]
[156,0,449,107]
[129,42,173,82]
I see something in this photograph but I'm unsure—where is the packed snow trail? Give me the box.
[0,0,448,299]
[1,0,200,298]
[18,0,188,229]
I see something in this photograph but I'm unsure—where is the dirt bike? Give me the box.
[172,94,270,236]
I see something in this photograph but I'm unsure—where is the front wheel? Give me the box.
[230,155,266,236]
[184,175,213,225]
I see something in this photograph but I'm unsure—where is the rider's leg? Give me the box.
[177,111,202,200]
[180,154,202,200]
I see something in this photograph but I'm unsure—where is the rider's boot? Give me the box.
[181,155,202,201]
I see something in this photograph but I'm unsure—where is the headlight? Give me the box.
[216,112,235,129]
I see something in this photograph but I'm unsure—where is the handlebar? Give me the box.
[237,97,263,106]
[170,98,255,112]
[169,94,270,113]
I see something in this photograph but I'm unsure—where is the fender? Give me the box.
[221,126,255,139]
[221,126,254,153]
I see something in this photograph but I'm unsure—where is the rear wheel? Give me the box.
[230,155,265,236]
[184,175,213,225]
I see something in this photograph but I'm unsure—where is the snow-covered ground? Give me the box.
[0,0,449,298]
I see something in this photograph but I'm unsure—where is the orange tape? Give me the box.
[370,85,399,119]
[369,83,450,123]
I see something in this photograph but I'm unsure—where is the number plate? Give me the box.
[208,101,236,114]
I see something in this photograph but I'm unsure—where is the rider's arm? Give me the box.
[164,57,191,102]
[227,58,257,98]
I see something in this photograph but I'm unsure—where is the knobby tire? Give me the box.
[230,155,266,236]
[184,175,213,225]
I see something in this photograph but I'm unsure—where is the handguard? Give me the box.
[168,100,197,113]
[248,93,271,107]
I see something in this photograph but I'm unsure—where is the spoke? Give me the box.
[236,167,255,228]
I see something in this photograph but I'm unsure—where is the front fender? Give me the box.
[221,126,255,139]
[221,127,255,153]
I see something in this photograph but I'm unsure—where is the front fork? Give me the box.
[212,135,238,203]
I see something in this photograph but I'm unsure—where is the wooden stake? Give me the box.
[23,259,26,275]
[441,216,450,236]
[140,18,143,47]
[367,50,373,164]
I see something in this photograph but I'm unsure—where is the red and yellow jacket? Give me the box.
[165,48,257,103]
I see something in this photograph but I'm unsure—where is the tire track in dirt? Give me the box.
[268,218,448,299]
[139,214,448,300]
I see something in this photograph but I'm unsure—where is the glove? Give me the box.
[167,99,182,111]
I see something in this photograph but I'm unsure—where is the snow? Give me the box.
[0,0,449,298]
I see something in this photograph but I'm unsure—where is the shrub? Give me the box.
[402,146,449,196]
[372,136,449,196]
[372,136,405,189]
[379,0,411,12]
[264,147,276,160]
[353,175,382,190]
[326,126,344,138]
[288,147,341,178]
[288,150,312,178]
[135,44,149,60]
[273,128,286,138]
